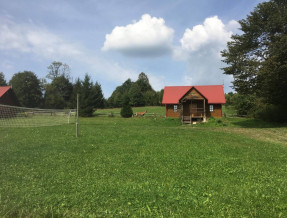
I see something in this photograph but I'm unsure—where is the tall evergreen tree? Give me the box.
[78,74,97,117]
[70,78,82,108]
[0,72,7,86]
[120,95,133,118]
[93,82,104,109]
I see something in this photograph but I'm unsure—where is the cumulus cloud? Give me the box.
[102,14,174,57]
[180,16,232,54]
[0,15,165,96]
[227,20,241,33]
[175,16,238,90]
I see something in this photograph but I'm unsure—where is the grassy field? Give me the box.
[1,106,287,217]
[95,106,165,117]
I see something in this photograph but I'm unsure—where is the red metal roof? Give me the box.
[162,85,226,104]
[0,86,11,98]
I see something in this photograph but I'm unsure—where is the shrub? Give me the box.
[217,119,223,124]
[255,104,287,123]
[79,106,94,117]
[232,94,256,116]
[120,96,133,118]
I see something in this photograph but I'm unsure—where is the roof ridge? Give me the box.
[164,85,223,87]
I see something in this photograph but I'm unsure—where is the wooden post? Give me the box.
[181,102,183,123]
[76,94,79,137]
[203,99,206,122]
[191,100,193,123]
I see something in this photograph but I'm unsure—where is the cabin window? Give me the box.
[174,105,178,112]
[209,105,214,112]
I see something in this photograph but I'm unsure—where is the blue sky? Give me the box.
[0,0,265,97]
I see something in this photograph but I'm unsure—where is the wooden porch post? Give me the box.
[203,99,206,122]
[181,102,183,123]
[190,100,192,123]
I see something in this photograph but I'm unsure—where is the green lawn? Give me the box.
[95,106,166,117]
[1,106,287,217]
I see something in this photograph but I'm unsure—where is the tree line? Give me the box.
[222,0,287,122]
[2,0,286,122]
[108,72,163,108]
[0,62,163,116]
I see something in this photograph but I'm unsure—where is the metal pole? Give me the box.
[76,94,79,137]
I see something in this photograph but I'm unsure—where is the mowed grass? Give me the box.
[1,107,287,217]
[95,106,166,117]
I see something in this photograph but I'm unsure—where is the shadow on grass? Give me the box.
[231,118,287,128]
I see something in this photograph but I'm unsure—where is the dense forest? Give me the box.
[0,62,163,116]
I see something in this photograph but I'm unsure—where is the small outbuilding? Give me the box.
[162,85,225,123]
[0,86,19,106]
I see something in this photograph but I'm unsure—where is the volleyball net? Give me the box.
[0,104,76,127]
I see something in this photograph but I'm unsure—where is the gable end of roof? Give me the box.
[162,85,225,104]
[0,86,12,98]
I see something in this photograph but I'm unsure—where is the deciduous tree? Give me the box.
[221,0,287,121]
[136,72,152,93]
[47,61,70,80]
[9,71,42,107]
[129,83,145,106]
[44,75,73,109]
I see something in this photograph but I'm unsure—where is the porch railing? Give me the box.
[190,108,204,117]
[182,108,205,123]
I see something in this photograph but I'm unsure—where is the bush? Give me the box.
[255,104,287,123]
[217,119,223,124]
[120,96,133,118]
[232,94,256,116]
[79,106,94,117]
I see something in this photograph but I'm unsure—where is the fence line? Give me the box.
[94,111,164,117]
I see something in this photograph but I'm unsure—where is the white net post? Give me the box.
[76,94,79,137]
[68,110,71,124]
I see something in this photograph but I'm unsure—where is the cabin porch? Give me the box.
[181,99,206,124]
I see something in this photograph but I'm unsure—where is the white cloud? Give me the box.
[227,20,241,33]
[180,16,232,54]
[0,17,83,59]
[175,16,238,92]
[183,74,193,85]
[0,15,166,96]
[0,16,133,79]
[102,14,174,57]
[148,73,165,91]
